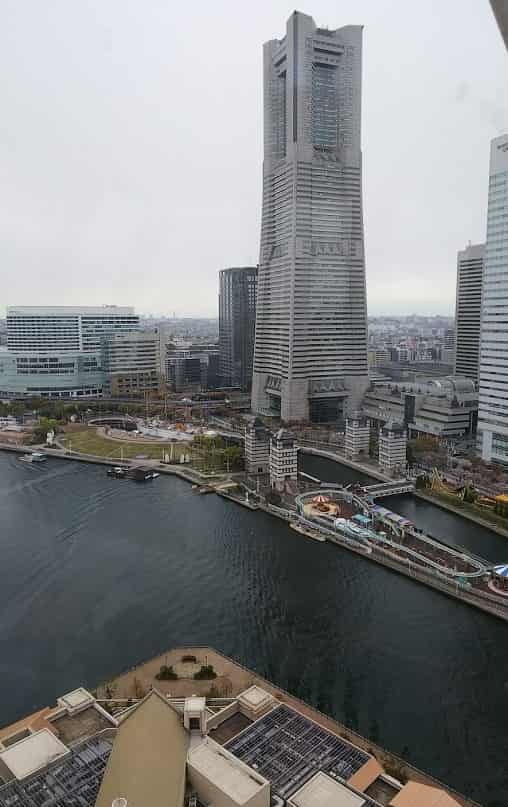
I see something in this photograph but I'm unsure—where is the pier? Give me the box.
[291,485,508,622]
[362,480,415,498]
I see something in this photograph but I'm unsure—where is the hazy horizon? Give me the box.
[2,1,506,317]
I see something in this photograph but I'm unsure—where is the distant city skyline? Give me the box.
[2,1,506,318]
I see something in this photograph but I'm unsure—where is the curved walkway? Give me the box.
[296,489,487,579]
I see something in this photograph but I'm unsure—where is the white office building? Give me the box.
[454,244,485,382]
[252,12,368,423]
[478,135,508,462]
[0,306,139,398]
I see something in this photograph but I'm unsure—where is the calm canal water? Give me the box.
[1,451,507,806]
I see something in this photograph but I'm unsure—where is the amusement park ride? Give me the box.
[430,468,499,510]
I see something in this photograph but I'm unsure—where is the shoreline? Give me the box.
[414,489,508,540]
[4,442,508,622]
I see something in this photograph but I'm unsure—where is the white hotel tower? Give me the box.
[252,11,369,423]
[478,134,508,463]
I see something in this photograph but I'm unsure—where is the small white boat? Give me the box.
[19,451,47,464]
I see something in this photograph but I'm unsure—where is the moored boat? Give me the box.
[19,451,47,464]
[107,466,127,479]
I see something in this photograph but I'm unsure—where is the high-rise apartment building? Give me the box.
[252,12,369,423]
[478,134,508,462]
[454,243,485,382]
[218,267,257,390]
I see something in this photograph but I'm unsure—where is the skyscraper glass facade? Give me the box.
[252,13,368,423]
[478,134,508,462]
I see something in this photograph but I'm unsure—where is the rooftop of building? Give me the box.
[365,376,476,398]
[288,771,368,807]
[0,687,116,756]
[272,427,297,445]
[95,690,189,807]
[51,705,112,746]
[381,420,406,435]
[0,729,69,781]
[188,736,269,804]
[0,648,477,807]
[6,305,136,316]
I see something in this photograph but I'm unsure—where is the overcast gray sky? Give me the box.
[1,1,506,317]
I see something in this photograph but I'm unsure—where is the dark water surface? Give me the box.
[1,452,507,806]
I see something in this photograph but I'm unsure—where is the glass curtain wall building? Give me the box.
[454,243,485,383]
[219,266,257,390]
[478,134,508,462]
[252,12,369,423]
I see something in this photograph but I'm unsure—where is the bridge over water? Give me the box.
[363,480,415,498]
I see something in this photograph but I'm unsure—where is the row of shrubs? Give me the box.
[155,663,217,681]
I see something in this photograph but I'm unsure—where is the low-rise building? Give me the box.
[269,428,298,490]
[362,377,477,440]
[0,649,475,807]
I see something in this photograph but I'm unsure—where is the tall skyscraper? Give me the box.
[491,0,508,50]
[454,243,485,382]
[478,134,508,462]
[252,11,369,423]
[219,266,257,389]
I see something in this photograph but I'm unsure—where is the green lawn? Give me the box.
[60,428,190,461]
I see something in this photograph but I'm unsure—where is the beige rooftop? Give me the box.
[57,687,94,713]
[289,772,365,807]
[185,696,206,711]
[237,685,273,709]
[390,781,463,807]
[95,689,189,807]
[188,737,269,804]
[0,729,68,780]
